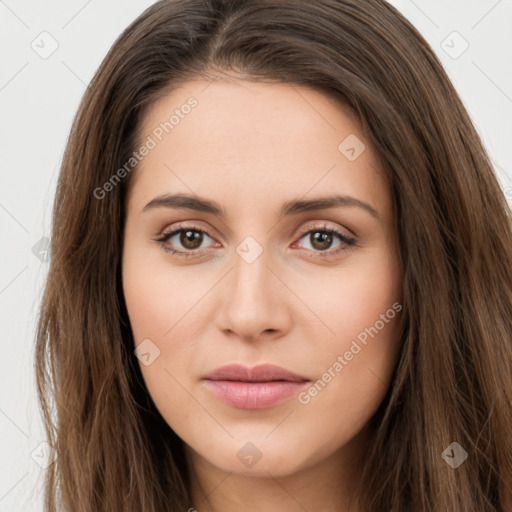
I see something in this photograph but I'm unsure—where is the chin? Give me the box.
[197,438,318,478]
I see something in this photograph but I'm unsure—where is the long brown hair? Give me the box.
[35,0,512,510]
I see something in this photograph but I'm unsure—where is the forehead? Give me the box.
[127,79,390,219]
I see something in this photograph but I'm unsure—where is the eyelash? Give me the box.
[153,223,356,260]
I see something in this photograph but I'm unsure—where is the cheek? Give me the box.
[301,249,401,344]
[295,251,402,419]
[122,247,200,343]
[122,252,200,432]
[293,309,401,460]
[122,246,209,406]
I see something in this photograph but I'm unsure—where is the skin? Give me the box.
[122,77,403,512]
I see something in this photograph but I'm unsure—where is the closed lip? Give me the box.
[202,363,310,383]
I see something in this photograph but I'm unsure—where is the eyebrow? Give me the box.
[141,193,379,219]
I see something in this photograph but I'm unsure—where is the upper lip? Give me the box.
[203,364,310,383]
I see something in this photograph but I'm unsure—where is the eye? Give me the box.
[154,225,218,258]
[294,224,356,258]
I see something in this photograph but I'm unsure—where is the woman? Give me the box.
[35,0,512,510]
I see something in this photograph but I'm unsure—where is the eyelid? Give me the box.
[294,221,355,243]
[156,220,220,243]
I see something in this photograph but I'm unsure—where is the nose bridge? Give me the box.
[231,238,272,309]
[218,236,285,338]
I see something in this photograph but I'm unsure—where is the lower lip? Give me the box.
[203,380,309,409]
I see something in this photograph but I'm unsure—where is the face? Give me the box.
[122,78,403,479]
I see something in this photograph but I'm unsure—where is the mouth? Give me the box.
[202,363,310,409]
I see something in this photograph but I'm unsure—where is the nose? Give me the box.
[215,243,292,342]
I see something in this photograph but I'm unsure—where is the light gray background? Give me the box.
[0,0,511,510]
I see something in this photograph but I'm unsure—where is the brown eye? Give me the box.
[309,231,334,251]
[298,227,355,254]
[179,229,204,250]
[156,226,215,255]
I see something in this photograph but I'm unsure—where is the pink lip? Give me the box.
[202,364,310,409]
